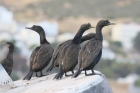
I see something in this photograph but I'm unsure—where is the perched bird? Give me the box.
[72,20,115,78]
[23,25,54,80]
[46,33,96,73]
[81,33,96,43]
[53,23,95,80]
[1,42,14,76]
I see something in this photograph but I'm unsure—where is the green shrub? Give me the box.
[135,77,140,87]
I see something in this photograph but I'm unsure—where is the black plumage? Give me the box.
[23,25,54,80]
[53,23,95,80]
[72,20,115,78]
[81,33,96,43]
[1,42,14,76]
[46,33,96,72]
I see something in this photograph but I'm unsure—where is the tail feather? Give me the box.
[72,69,82,78]
[23,71,33,80]
[23,72,29,80]
[46,65,54,72]
[26,71,33,80]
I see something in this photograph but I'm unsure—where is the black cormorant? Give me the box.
[1,42,14,76]
[23,25,54,80]
[72,20,115,78]
[81,33,96,43]
[53,23,95,79]
[46,33,96,73]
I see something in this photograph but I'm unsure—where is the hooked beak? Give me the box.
[1,43,8,48]
[87,23,96,29]
[108,23,116,25]
[2,43,6,45]
[90,26,96,28]
[25,27,32,29]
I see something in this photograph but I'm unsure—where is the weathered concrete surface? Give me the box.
[0,70,113,93]
[0,63,14,90]
[82,78,113,93]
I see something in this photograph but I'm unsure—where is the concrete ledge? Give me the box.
[1,70,113,93]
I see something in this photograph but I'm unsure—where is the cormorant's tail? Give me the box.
[46,65,54,72]
[23,70,33,80]
[23,73,28,80]
[72,69,82,78]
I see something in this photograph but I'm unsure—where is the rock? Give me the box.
[1,70,113,93]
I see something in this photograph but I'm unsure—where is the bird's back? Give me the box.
[60,42,81,71]
[52,40,71,67]
[30,44,54,71]
[78,38,102,70]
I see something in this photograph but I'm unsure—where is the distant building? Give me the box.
[117,74,138,84]
[0,32,12,41]
[57,32,74,42]
[111,23,140,49]
[25,21,58,36]
[0,6,17,33]
[38,21,58,36]
[102,48,115,60]
[17,21,58,46]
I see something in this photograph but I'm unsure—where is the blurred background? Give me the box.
[0,0,140,93]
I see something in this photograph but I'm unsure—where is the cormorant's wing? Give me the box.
[78,42,89,69]
[81,39,102,69]
[29,46,41,69]
[0,63,13,86]
[52,40,71,66]
[57,41,73,64]
[80,33,96,43]
[62,44,80,70]
[32,44,54,70]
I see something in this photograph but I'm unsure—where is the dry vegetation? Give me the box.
[109,80,129,93]
[0,0,140,22]
[0,0,139,33]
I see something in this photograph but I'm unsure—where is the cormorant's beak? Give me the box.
[2,43,6,45]
[2,43,10,47]
[108,23,116,25]
[90,26,95,28]
[25,27,32,29]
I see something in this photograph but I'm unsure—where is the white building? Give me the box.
[111,23,140,49]
[102,48,115,60]
[17,21,58,46]
[0,6,17,33]
[57,32,74,42]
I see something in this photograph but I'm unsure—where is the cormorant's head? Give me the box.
[97,20,116,27]
[25,25,44,33]
[2,42,14,50]
[80,23,95,31]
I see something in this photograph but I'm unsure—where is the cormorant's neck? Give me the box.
[72,28,85,44]
[80,33,95,43]
[38,30,50,45]
[95,25,103,42]
[6,49,14,60]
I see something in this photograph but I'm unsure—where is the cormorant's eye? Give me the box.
[104,21,107,24]
[32,25,36,29]
[87,23,90,27]
[33,26,36,29]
